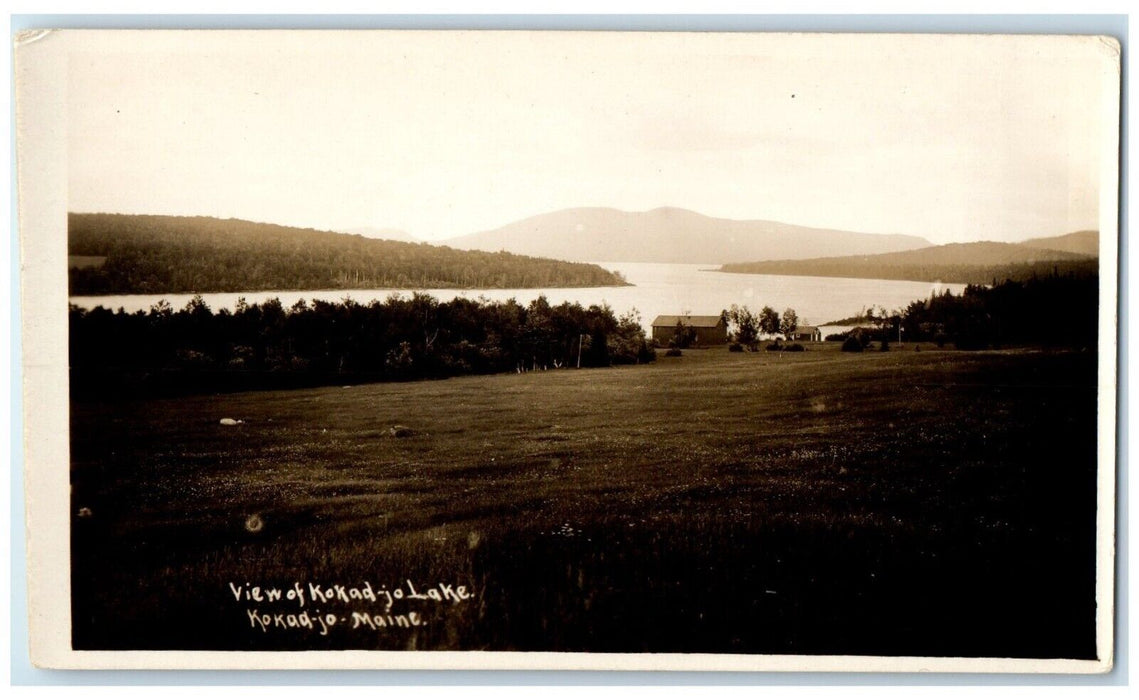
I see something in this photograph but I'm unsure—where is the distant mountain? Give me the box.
[443,207,932,263]
[719,235,1099,285]
[1020,230,1099,257]
[340,226,419,243]
[68,213,628,295]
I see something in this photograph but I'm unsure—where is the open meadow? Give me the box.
[70,344,1099,657]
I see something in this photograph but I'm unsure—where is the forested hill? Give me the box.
[1020,230,1100,257]
[719,235,1099,285]
[68,213,628,295]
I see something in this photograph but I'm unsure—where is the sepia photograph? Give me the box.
[16,28,1120,671]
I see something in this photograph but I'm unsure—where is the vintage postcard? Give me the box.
[16,29,1120,671]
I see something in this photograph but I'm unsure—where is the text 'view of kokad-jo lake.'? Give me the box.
[68,262,966,336]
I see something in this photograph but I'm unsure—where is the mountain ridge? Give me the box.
[443,207,934,263]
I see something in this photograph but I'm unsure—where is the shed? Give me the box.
[651,314,728,347]
[791,325,822,342]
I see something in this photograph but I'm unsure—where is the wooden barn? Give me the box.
[651,314,728,347]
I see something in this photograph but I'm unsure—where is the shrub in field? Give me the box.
[841,336,864,352]
[665,348,683,357]
[880,338,890,352]
[728,343,744,353]
[765,341,782,352]
[784,343,805,352]
[608,309,656,365]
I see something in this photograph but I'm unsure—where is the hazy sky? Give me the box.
[68,31,1117,243]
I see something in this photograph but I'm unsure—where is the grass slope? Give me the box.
[71,346,1098,657]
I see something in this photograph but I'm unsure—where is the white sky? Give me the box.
[67,31,1117,243]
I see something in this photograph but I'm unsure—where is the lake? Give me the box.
[69,262,965,335]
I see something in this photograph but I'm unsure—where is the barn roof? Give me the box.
[796,325,820,333]
[651,315,724,328]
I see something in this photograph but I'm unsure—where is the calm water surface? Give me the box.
[70,262,965,334]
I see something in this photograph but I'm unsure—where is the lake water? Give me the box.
[69,262,965,335]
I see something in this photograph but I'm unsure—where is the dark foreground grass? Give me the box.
[70,345,1100,657]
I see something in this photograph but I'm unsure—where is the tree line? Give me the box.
[833,274,1098,350]
[69,294,655,399]
[719,252,1097,285]
[716,274,1097,352]
[68,213,628,295]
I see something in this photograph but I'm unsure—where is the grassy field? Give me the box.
[70,344,1100,657]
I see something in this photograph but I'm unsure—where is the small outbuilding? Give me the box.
[651,314,728,347]
[791,325,822,342]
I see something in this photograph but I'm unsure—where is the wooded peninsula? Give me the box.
[719,235,1098,285]
[68,213,629,295]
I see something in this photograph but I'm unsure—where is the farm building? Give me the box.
[651,315,728,347]
[790,325,822,342]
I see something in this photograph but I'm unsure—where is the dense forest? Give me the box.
[69,294,655,399]
[68,213,628,295]
[833,274,1099,350]
[719,237,1098,285]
